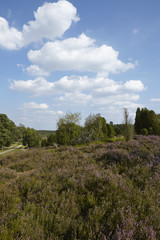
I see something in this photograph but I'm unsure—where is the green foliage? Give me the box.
[114,125,123,136]
[106,123,115,138]
[141,128,148,136]
[135,107,160,135]
[0,114,19,149]
[22,128,40,148]
[84,113,108,141]
[17,123,26,140]
[57,112,81,127]
[41,139,48,147]
[47,133,57,146]
[56,113,82,145]
[57,122,82,145]
[37,130,55,138]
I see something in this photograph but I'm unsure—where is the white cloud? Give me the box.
[0,0,79,50]
[11,74,145,129]
[10,77,54,96]
[124,80,146,91]
[22,0,79,45]
[27,34,135,75]
[91,94,140,106]
[19,105,64,130]
[0,17,22,50]
[59,91,93,105]
[22,102,49,110]
[10,75,145,98]
[150,98,160,102]
[10,75,145,116]
[25,65,50,77]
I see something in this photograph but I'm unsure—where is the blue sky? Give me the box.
[0,0,160,130]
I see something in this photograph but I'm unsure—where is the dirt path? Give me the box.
[0,145,23,155]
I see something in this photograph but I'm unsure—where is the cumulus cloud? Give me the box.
[25,65,50,77]
[27,34,135,75]
[124,80,146,91]
[59,91,93,105]
[19,103,63,130]
[10,77,54,96]
[0,17,23,50]
[0,0,79,50]
[22,0,79,45]
[11,74,144,127]
[10,75,145,109]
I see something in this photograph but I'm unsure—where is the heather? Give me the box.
[0,135,160,239]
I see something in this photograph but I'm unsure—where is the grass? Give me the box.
[0,143,25,155]
[0,135,160,239]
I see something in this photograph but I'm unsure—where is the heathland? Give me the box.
[0,135,160,239]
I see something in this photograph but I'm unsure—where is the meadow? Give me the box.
[0,135,160,239]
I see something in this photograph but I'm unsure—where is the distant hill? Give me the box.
[37,130,56,138]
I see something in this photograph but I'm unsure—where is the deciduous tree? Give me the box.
[22,128,40,147]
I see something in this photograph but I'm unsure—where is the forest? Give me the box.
[0,108,160,239]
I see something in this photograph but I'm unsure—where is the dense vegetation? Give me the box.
[135,108,160,135]
[0,135,160,239]
[1,107,160,149]
[0,114,20,149]
[55,112,121,146]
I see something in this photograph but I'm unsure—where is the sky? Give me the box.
[0,0,160,130]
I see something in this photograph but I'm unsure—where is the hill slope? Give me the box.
[0,135,160,239]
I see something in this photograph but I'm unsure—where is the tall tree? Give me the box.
[135,108,160,135]
[123,108,133,141]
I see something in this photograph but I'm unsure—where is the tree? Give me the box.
[57,112,81,127]
[0,114,19,149]
[47,133,57,146]
[22,128,40,148]
[0,124,12,149]
[114,126,122,136]
[56,112,82,145]
[41,139,48,147]
[84,113,108,141]
[123,108,133,141]
[135,108,160,135]
[17,124,26,140]
[106,124,115,138]
[134,108,141,134]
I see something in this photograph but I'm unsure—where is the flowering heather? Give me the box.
[0,136,160,239]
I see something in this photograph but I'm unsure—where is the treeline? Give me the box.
[54,112,122,146]
[44,108,160,146]
[135,107,160,135]
[1,107,160,148]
